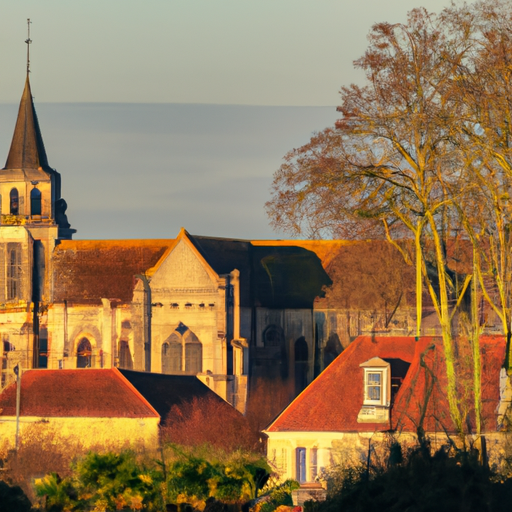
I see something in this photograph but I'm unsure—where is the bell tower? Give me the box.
[1,74,75,242]
[0,23,76,375]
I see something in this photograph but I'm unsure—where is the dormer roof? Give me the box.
[2,75,51,180]
[360,356,389,368]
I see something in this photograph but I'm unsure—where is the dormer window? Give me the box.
[358,357,391,423]
[361,357,390,407]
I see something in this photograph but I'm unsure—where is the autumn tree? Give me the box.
[449,0,512,368]
[267,7,476,438]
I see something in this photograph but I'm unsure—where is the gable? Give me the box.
[150,238,218,290]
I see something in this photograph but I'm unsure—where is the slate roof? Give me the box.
[49,231,455,312]
[0,368,159,418]
[119,369,235,421]
[266,335,506,435]
[52,239,172,303]
[189,233,333,308]
[1,75,54,181]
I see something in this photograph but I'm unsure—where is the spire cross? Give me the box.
[25,18,32,74]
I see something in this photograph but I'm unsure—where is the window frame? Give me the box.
[360,360,390,407]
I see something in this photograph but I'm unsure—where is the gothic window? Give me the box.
[162,333,182,374]
[30,188,42,215]
[185,332,202,374]
[9,188,18,215]
[6,243,21,301]
[77,338,92,368]
[161,342,171,373]
[263,325,284,347]
[168,334,182,373]
[161,327,202,375]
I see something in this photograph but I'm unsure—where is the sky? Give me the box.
[0,0,463,240]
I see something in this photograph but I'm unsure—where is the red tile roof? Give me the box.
[266,335,506,435]
[0,368,159,418]
[52,240,172,303]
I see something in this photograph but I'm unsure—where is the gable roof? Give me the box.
[0,368,159,418]
[266,335,506,435]
[52,239,172,303]
[266,336,419,433]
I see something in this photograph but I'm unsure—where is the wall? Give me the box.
[266,431,510,483]
[0,415,159,451]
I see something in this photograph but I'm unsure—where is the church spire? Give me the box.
[3,75,50,171]
[4,20,50,172]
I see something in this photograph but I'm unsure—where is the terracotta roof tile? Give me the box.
[267,335,506,435]
[0,368,159,418]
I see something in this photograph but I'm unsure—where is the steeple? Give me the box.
[3,74,50,172]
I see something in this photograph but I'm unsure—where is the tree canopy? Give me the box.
[266,0,512,441]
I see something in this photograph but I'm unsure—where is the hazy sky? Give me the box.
[0,1,464,240]
[1,0,462,106]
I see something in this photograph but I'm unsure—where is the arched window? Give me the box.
[77,338,92,368]
[30,188,41,216]
[162,333,182,374]
[185,332,202,374]
[263,325,284,347]
[9,188,18,215]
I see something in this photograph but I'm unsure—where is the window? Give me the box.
[366,372,382,401]
[9,188,18,215]
[77,338,92,368]
[30,188,41,215]
[263,325,284,347]
[359,357,390,407]
[162,333,182,374]
[185,337,202,373]
[296,448,306,483]
[310,448,318,481]
[161,326,202,375]
[6,243,21,301]
[38,327,48,368]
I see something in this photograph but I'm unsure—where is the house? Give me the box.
[0,368,160,449]
[264,335,509,483]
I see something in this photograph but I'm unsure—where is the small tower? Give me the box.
[1,73,75,241]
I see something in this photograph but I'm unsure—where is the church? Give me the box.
[0,71,447,416]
